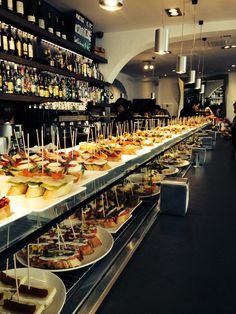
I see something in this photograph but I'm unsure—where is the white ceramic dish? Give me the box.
[17,227,114,272]
[0,267,66,314]
[161,167,179,176]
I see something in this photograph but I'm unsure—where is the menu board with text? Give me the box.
[74,11,93,51]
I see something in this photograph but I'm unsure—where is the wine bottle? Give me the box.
[6,64,14,94]
[2,23,8,53]
[16,0,24,17]
[37,0,45,29]
[22,31,28,58]
[61,20,67,40]
[27,34,34,59]
[15,29,22,57]
[55,16,61,37]
[47,12,54,34]
[8,25,15,55]
[13,63,22,94]
[6,0,14,12]
[27,0,36,23]
[0,22,3,53]
[0,61,3,94]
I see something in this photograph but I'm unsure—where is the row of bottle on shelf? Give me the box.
[0,60,109,103]
[0,0,67,39]
[0,21,104,80]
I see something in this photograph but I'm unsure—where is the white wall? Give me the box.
[157,78,180,117]
[205,80,224,98]
[225,73,236,121]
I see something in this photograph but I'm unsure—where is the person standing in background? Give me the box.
[180,102,200,117]
[114,98,133,123]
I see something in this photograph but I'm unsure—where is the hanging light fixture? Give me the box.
[154,28,169,55]
[176,0,187,74]
[200,84,205,94]
[195,77,201,89]
[188,4,197,83]
[176,55,187,74]
[99,0,123,11]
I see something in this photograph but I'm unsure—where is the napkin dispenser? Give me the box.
[201,136,213,149]
[160,177,189,216]
[191,147,206,165]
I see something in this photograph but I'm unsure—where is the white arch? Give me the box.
[99,19,236,83]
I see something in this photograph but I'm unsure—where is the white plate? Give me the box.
[161,167,179,176]
[17,227,114,272]
[0,181,86,213]
[108,161,125,169]
[138,186,160,199]
[0,267,66,314]
[171,160,190,168]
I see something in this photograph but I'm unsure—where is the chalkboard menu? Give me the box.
[74,11,93,51]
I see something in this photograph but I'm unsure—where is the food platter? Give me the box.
[104,214,133,234]
[171,160,190,168]
[137,185,160,199]
[79,170,108,186]
[0,267,66,314]
[161,166,179,176]
[16,227,114,272]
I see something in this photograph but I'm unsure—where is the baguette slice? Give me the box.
[3,298,44,314]
[7,184,28,196]
[43,181,73,200]
[13,286,56,307]
[25,185,45,199]
[0,204,11,220]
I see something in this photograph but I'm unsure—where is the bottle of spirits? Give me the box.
[8,25,15,55]
[55,16,61,37]
[6,0,14,12]
[2,24,9,53]
[22,32,28,58]
[16,0,24,17]
[61,20,67,40]
[37,0,45,29]
[15,29,22,57]
[27,34,34,59]
[6,64,14,94]
[47,12,54,34]
[0,61,3,94]
[13,63,22,94]
[27,0,36,23]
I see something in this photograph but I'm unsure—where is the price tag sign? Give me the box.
[73,11,93,51]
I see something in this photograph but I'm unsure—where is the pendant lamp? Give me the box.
[176,55,187,74]
[154,28,169,55]
[188,69,196,84]
[195,77,201,89]
[99,0,123,11]
[200,84,205,94]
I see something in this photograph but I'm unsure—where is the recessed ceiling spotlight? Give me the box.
[231,64,236,67]
[149,64,154,70]
[172,69,176,72]
[222,45,232,49]
[164,74,167,77]
[144,64,149,70]
[165,8,182,17]
[231,45,236,48]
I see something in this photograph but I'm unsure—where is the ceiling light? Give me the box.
[231,45,236,48]
[188,70,196,84]
[231,64,236,67]
[165,8,182,17]
[154,28,169,55]
[99,0,123,11]
[144,64,149,70]
[195,77,201,89]
[222,45,230,49]
[176,55,187,74]
[149,64,154,70]
[200,84,205,94]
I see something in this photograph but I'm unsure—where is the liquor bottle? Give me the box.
[6,64,14,94]
[2,23,9,53]
[6,0,14,12]
[55,16,61,37]
[16,0,24,17]
[13,63,22,94]
[0,61,3,94]
[39,73,45,97]
[37,0,45,29]
[15,29,22,57]
[27,34,34,59]
[61,20,67,40]
[47,12,54,34]
[8,25,15,55]
[44,73,49,98]
[22,32,28,58]
[0,22,3,52]
[53,75,59,99]
[31,68,37,96]
[27,0,36,23]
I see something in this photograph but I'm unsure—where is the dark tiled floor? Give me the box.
[97,137,236,314]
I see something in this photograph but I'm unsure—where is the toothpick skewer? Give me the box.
[27,245,30,289]
[13,129,20,151]
[21,131,26,154]
[114,187,120,208]
[27,133,30,171]
[41,128,44,174]
[69,217,76,239]
[36,129,40,148]
[13,254,20,302]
